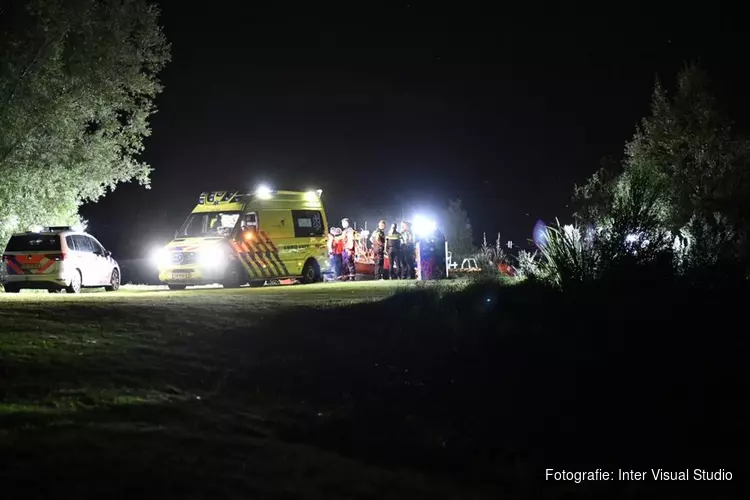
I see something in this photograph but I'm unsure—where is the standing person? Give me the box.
[333,228,345,279]
[327,229,335,277]
[400,220,415,279]
[341,218,356,281]
[370,220,387,280]
[385,223,402,280]
[328,227,343,279]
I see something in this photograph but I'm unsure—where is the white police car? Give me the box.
[1,226,120,293]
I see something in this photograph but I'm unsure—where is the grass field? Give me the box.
[2,278,749,499]
[1,281,490,500]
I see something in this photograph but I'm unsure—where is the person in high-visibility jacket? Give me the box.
[340,218,357,281]
[400,220,415,279]
[385,223,402,280]
[328,227,343,279]
[370,219,386,280]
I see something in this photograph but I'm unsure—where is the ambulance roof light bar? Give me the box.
[304,189,322,202]
[198,190,240,204]
[255,184,273,200]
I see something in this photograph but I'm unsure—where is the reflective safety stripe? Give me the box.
[231,242,258,278]
[242,241,272,277]
[5,254,56,275]
[37,258,56,273]
[249,236,280,276]
[5,258,23,275]
[259,231,290,275]
[248,242,273,276]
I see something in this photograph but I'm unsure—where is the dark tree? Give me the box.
[0,0,170,244]
[573,65,750,267]
[443,198,475,259]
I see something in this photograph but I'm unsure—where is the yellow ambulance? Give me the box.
[153,187,329,289]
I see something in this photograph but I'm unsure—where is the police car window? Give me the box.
[87,237,104,254]
[5,234,61,252]
[292,210,324,237]
[74,235,93,253]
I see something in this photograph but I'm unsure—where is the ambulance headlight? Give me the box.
[199,245,228,268]
[151,248,171,268]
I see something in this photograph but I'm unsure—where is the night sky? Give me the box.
[81,1,750,259]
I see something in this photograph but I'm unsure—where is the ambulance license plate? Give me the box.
[21,263,42,269]
[172,271,193,280]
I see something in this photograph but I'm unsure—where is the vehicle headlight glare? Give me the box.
[151,248,171,268]
[199,246,227,268]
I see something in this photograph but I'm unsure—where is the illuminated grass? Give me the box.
[0,281,486,499]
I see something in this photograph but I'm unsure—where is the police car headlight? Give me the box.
[199,246,228,268]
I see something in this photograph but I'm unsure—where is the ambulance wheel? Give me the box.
[168,284,186,291]
[4,285,20,294]
[300,259,321,284]
[66,270,82,294]
[248,280,265,288]
[222,264,245,289]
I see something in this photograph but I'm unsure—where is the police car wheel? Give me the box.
[168,284,186,290]
[105,269,120,292]
[300,259,320,284]
[66,271,82,294]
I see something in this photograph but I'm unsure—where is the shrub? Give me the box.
[535,221,598,287]
[515,250,540,281]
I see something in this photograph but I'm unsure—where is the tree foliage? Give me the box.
[573,64,750,271]
[443,198,474,259]
[0,0,170,245]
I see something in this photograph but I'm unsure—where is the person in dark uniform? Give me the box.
[370,219,386,280]
[399,220,415,279]
[385,223,402,280]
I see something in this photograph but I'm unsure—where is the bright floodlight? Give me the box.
[304,190,318,202]
[413,215,437,237]
[255,184,273,199]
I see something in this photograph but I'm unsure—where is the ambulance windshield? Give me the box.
[178,212,240,238]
